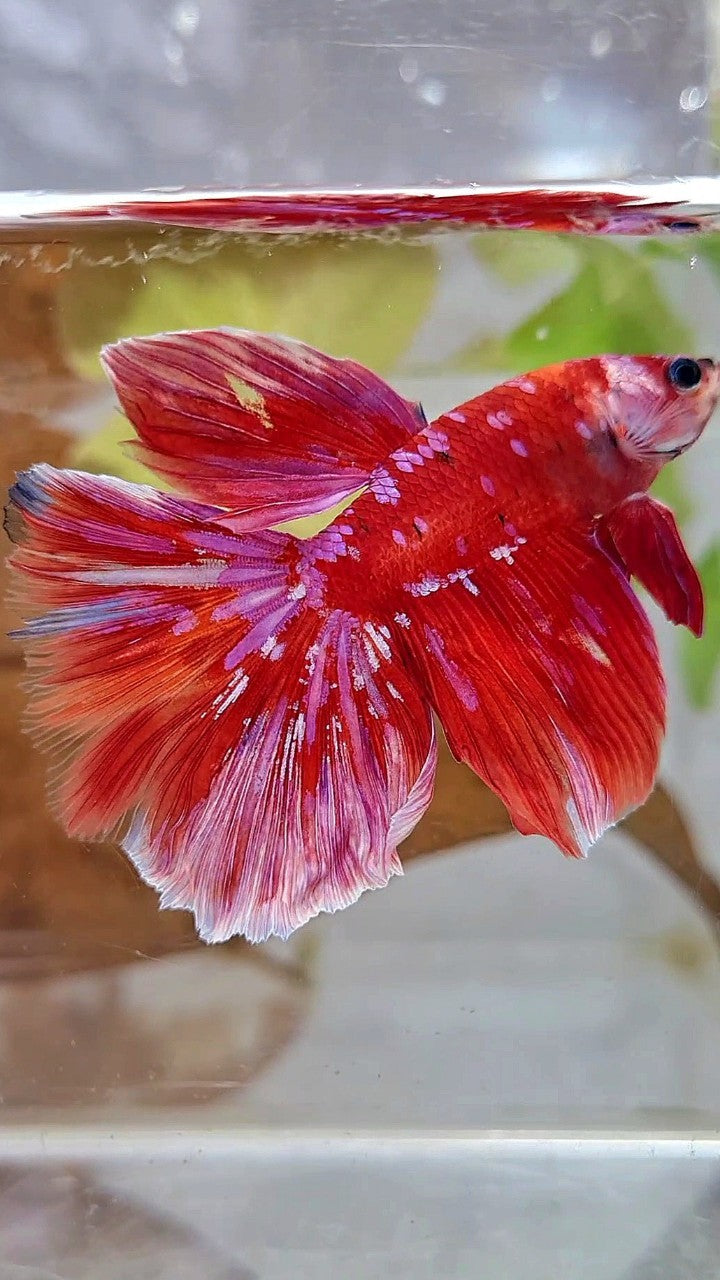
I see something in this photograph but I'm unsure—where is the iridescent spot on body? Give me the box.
[405,566,479,597]
[392,449,424,474]
[510,438,529,457]
[405,574,442,597]
[312,526,350,561]
[490,537,527,566]
[370,465,400,504]
[424,425,450,453]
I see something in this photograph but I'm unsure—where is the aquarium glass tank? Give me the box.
[2,1,720,1276]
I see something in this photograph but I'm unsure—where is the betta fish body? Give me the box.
[6,333,718,942]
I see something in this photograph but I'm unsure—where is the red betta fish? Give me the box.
[6,333,718,942]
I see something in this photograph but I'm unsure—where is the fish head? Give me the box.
[586,354,719,464]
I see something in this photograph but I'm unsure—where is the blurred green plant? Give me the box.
[471,229,577,285]
[59,234,437,381]
[459,237,692,369]
[680,542,720,709]
[70,414,160,488]
[650,460,694,526]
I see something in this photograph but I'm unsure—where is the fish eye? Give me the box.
[667,357,703,392]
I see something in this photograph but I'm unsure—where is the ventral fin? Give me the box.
[597,493,703,637]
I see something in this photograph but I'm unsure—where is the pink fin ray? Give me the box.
[101,328,425,530]
[124,611,436,943]
[597,493,703,636]
[401,524,665,858]
[8,465,435,943]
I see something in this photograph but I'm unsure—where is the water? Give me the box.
[3,188,720,1276]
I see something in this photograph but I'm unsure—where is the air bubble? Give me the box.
[590,29,612,59]
[164,37,184,65]
[418,78,446,107]
[541,76,562,104]
[679,85,707,113]
[170,1,200,37]
[164,37,188,84]
[399,55,419,84]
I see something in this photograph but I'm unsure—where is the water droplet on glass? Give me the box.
[541,76,562,104]
[165,37,184,65]
[164,37,188,84]
[399,55,419,84]
[590,28,612,59]
[679,85,707,113]
[170,0,200,38]
[417,78,446,107]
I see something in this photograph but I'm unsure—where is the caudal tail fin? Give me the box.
[7,464,436,942]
